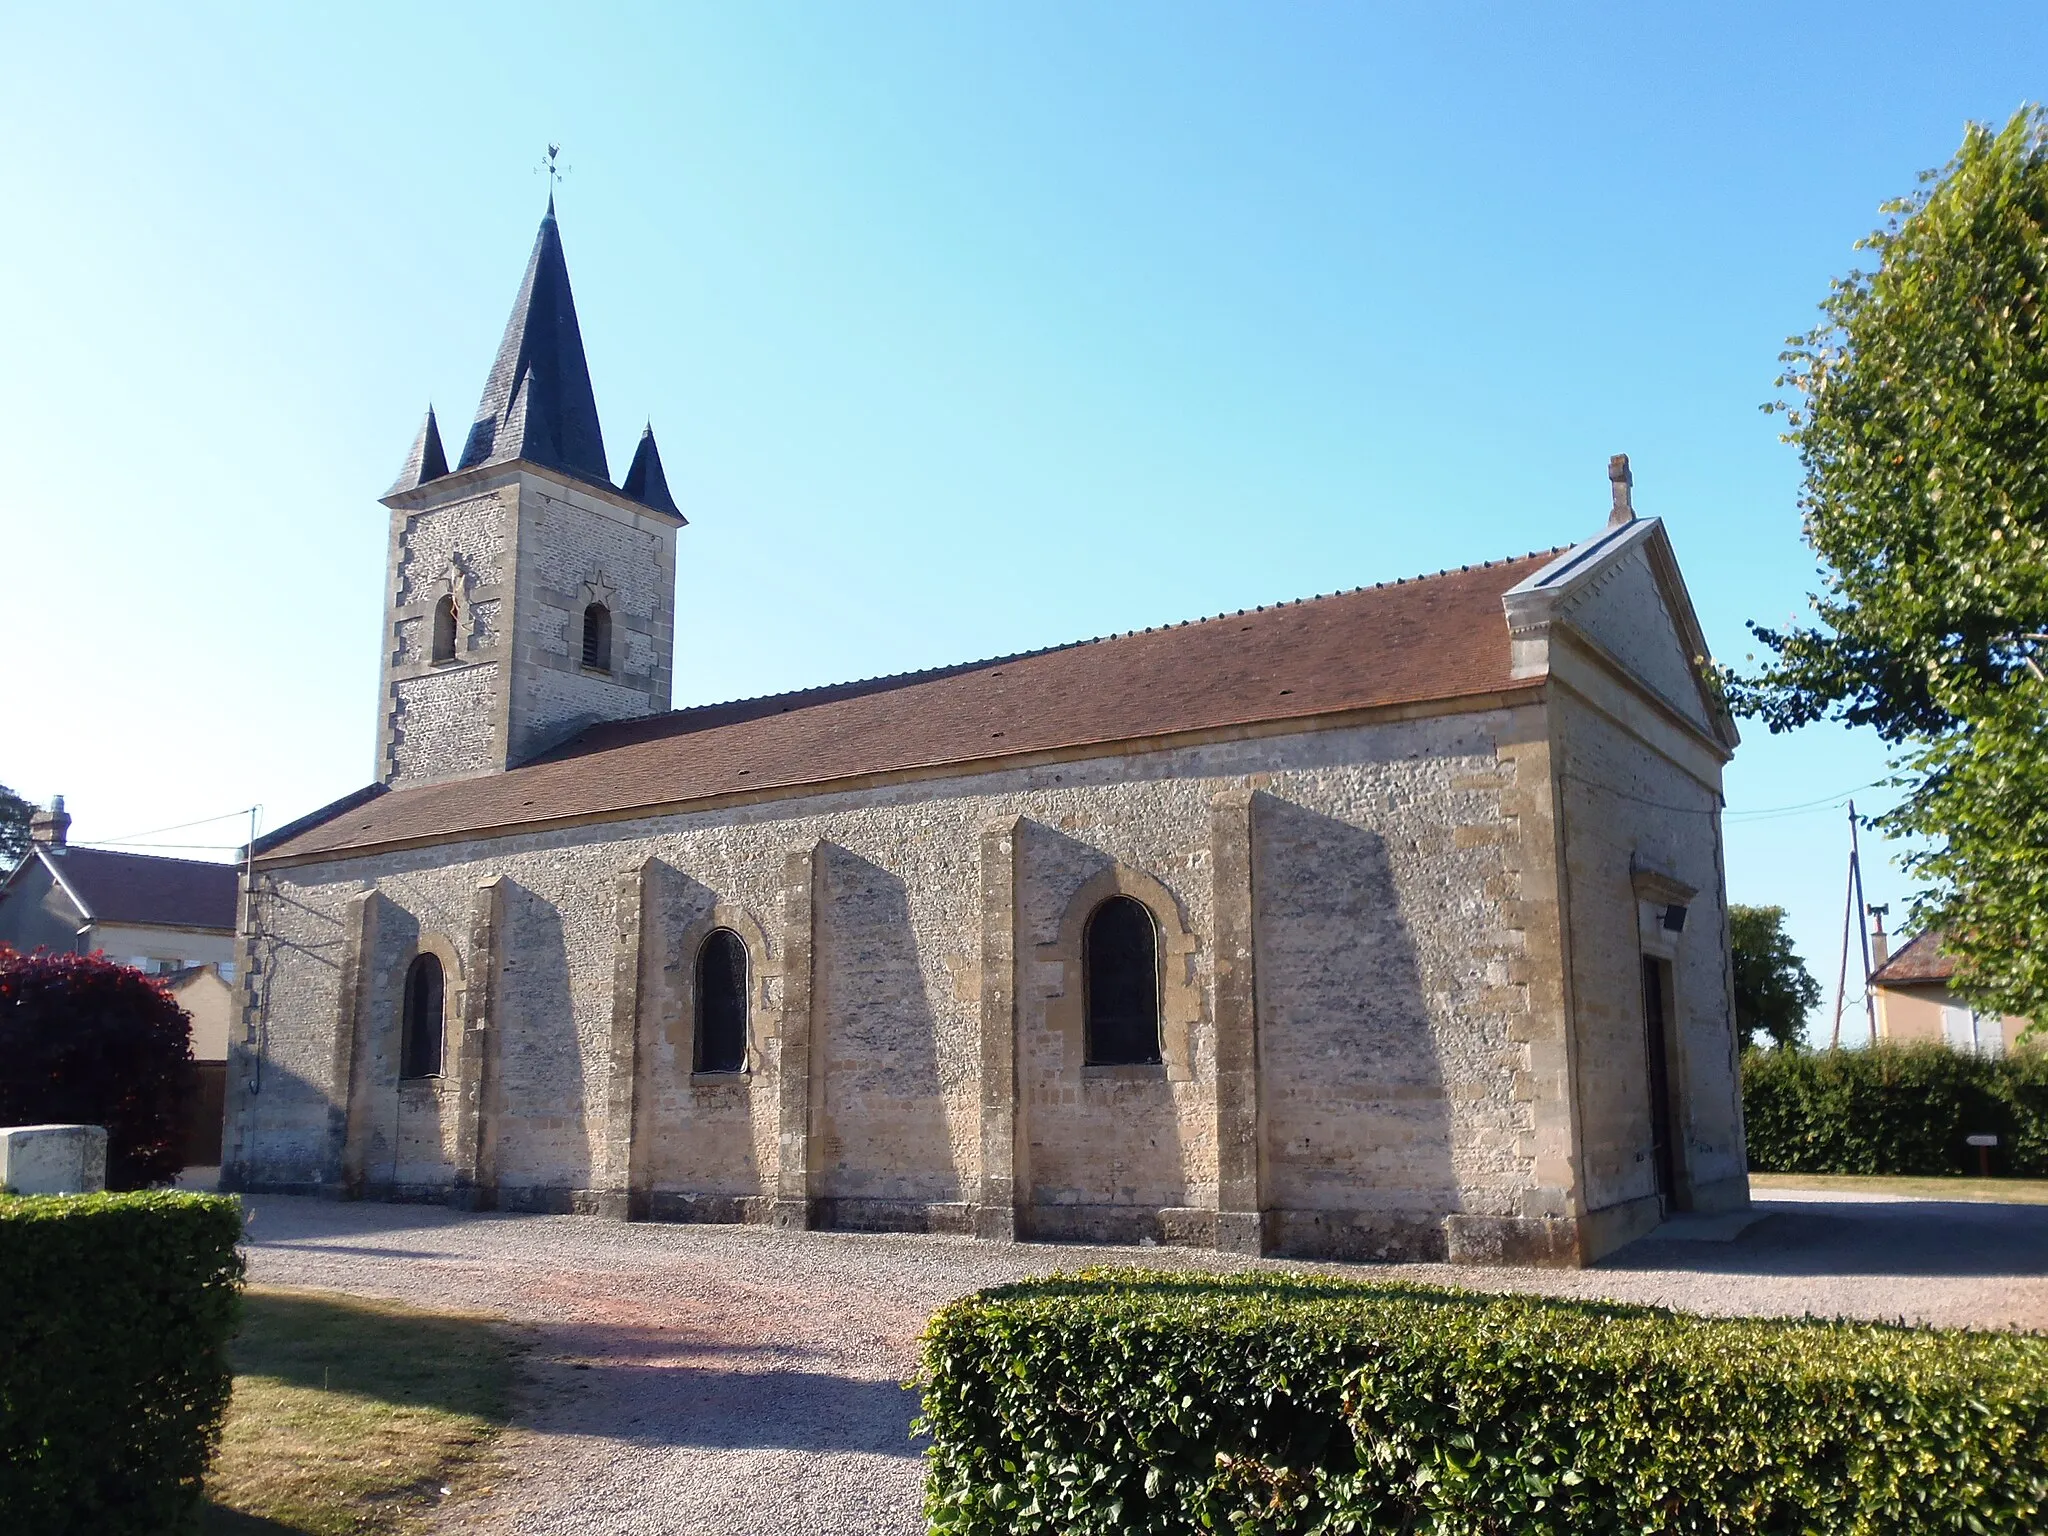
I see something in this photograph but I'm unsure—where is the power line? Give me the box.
[1558,772,1893,821]
[90,806,259,845]
[1725,779,1890,820]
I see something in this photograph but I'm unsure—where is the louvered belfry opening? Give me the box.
[1084,896,1162,1065]
[582,602,612,671]
[695,929,748,1073]
[401,953,445,1079]
[431,594,458,663]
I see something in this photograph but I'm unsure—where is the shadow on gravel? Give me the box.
[255,1240,478,1262]
[1602,1199,2048,1280]
[202,1506,313,1535]
[553,1321,817,1366]
[537,1362,924,1456]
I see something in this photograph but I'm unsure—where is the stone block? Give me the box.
[2,1124,108,1195]
[1442,1212,1581,1267]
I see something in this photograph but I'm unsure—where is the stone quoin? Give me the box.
[223,205,1747,1266]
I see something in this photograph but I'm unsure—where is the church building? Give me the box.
[224,205,1748,1265]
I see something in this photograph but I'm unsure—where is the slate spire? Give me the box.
[387,405,450,496]
[620,423,680,516]
[457,203,610,484]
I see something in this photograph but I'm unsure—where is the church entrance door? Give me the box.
[1640,956,1678,1211]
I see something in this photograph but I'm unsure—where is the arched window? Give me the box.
[1084,896,1161,1066]
[400,953,445,1079]
[431,594,458,663]
[695,928,748,1073]
[582,603,612,671]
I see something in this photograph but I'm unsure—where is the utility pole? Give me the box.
[1829,801,1876,1049]
[1849,803,1877,1046]
[1831,806,1854,1048]
[241,805,262,1094]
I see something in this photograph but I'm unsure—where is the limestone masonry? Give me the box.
[224,207,1746,1265]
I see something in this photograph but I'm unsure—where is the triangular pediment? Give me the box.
[1504,519,1737,750]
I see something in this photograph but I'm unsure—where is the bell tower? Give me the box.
[374,201,686,788]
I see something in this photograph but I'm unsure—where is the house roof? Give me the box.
[1870,931,1956,986]
[34,846,238,932]
[162,963,232,992]
[260,547,1566,864]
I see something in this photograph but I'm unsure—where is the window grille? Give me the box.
[582,603,613,671]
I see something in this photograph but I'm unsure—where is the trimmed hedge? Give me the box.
[1742,1043,2048,1175]
[0,1191,244,1536]
[918,1269,2048,1535]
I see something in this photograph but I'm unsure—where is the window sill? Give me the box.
[691,1069,749,1083]
[581,664,614,679]
[1081,1062,1166,1080]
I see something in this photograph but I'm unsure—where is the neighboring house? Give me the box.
[226,204,1749,1269]
[165,965,234,1165]
[0,796,241,1170]
[1870,924,2034,1057]
[0,797,239,975]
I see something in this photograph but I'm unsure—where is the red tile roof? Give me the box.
[1870,931,1956,986]
[262,549,1561,863]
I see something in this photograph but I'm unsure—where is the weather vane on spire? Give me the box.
[537,143,570,209]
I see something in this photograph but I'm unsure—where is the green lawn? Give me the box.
[1750,1171,2048,1205]
[203,1287,521,1535]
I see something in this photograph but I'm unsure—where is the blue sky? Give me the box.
[3,4,2041,1035]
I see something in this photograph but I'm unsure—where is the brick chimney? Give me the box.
[1868,904,1889,967]
[29,795,69,848]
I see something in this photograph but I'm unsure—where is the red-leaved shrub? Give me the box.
[0,947,196,1187]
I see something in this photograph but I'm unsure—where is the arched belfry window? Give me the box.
[695,929,748,1073]
[582,603,612,671]
[1084,896,1161,1066]
[400,953,445,1079]
[431,594,458,663]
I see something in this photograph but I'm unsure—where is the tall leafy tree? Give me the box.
[1729,904,1823,1050]
[0,783,32,867]
[1730,107,2048,1029]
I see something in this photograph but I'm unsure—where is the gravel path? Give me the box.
[239,1191,2048,1535]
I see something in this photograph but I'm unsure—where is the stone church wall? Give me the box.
[396,492,509,600]
[380,489,513,787]
[389,664,501,782]
[507,481,675,763]
[1551,677,1745,1253]
[227,701,1573,1258]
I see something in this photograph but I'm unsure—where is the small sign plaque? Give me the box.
[1965,1134,1999,1148]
